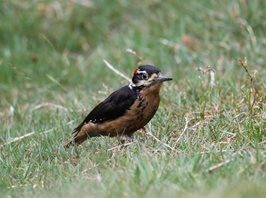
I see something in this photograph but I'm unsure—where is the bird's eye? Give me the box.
[142,73,148,80]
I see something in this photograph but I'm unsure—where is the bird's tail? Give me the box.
[64,124,86,148]
[64,134,87,148]
[72,122,84,134]
[64,123,99,148]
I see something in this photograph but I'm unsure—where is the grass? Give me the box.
[0,0,266,197]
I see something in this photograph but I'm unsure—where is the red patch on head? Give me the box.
[133,68,139,75]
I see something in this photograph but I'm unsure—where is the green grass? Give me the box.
[1,0,266,197]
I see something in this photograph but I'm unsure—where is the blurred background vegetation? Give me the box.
[0,0,265,197]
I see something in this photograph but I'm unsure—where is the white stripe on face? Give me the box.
[137,70,148,75]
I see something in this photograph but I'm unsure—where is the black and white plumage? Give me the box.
[73,85,138,133]
[65,65,172,147]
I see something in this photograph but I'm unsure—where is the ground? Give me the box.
[0,0,266,197]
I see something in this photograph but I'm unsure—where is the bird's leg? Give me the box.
[118,135,134,145]
[141,127,148,133]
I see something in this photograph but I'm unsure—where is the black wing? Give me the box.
[73,86,137,133]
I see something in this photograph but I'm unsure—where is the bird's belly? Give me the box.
[96,93,160,136]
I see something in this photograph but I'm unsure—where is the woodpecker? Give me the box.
[65,65,172,147]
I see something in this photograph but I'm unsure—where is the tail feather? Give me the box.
[65,122,97,148]
[72,122,84,134]
[65,123,101,148]
[64,124,85,148]
[64,135,87,148]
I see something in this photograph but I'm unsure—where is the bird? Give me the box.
[65,65,172,147]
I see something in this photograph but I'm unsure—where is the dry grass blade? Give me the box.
[0,120,75,149]
[107,141,135,151]
[47,74,68,92]
[147,131,175,151]
[103,59,131,82]
[259,139,266,145]
[173,116,189,148]
[125,48,143,62]
[207,159,232,173]
[0,129,52,149]
[32,102,69,112]
[70,0,93,8]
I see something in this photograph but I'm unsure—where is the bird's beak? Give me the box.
[156,74,172,82]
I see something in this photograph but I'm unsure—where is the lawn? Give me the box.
[0,0,266,197]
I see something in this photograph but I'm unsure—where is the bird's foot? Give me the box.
[141,127,148,133]
[118,135,134,147]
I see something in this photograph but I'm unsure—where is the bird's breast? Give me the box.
[136,86,161,122]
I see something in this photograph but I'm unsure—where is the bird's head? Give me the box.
[131,65,172,88]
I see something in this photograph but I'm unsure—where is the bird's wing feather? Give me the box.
[73,86,137,133]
